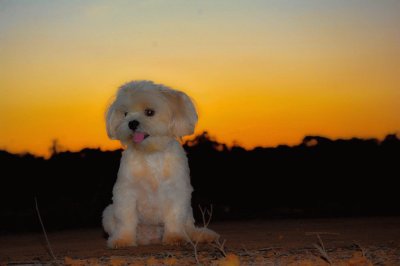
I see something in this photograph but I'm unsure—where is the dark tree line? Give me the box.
[0,132,399,233]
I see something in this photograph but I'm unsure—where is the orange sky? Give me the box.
[1,1,399,156]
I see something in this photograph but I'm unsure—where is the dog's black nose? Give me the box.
[128,120,139,131]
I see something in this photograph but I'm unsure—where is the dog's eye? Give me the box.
[124,112,128,117]
[144,108,155,117]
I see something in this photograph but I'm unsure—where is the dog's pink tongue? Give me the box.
[133,132,146,143]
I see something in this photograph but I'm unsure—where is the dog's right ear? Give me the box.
[105,101,123,140]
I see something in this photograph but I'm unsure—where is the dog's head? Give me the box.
[106,80,197,149]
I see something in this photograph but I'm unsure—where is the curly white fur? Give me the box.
[102,80,218,248]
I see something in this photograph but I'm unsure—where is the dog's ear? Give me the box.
[162,88,198,137]
[105,101,124,139]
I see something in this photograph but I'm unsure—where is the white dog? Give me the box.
[102,80,219,248]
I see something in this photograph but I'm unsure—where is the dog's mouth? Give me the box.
[132,131,150,144]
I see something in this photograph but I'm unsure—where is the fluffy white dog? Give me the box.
[102,80,219,248]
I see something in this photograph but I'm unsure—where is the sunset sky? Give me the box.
[1,0,399,156]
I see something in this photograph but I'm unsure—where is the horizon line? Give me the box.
[1,131,399,158]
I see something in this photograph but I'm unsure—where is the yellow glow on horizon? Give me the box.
[1,1,399,156]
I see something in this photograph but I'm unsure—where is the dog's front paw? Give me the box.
[190,227,220,243]
[162,232,188,246]
[107,235,137,249]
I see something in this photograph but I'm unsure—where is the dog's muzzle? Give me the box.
[128,120,149,143]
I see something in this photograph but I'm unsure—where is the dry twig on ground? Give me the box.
[34,197,58,264]
[312,233,333,265]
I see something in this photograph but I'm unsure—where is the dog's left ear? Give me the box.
[162,88,198,137]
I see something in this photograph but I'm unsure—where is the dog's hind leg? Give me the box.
[102,204,116,236]
[187,226,220,243]
[185,219,220,244]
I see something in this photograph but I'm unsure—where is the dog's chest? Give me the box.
[130,152,169,189]
[129,152,172,223]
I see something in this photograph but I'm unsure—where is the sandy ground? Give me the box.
[1,217,399,265]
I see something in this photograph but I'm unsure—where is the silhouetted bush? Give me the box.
[0,132,399,233]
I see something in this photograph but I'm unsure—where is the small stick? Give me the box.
[183,229,200,265]
[198,204,213,228]
[353,241,369,259]
[212,238,227,257]
[241,244,252,256]
[34,197,57,262]
[312,233,333,265]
